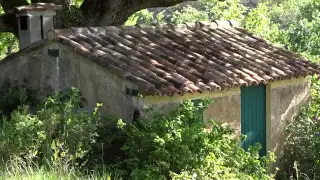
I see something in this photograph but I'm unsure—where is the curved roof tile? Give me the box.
[53,21,320,96]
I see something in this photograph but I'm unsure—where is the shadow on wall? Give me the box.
[0,79,38,116]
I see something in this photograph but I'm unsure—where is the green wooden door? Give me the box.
[241,84,266,156]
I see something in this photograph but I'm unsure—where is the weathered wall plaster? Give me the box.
[0,43,142,121]
[267,77,311,170]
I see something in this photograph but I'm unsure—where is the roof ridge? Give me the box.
[10,3,62,14]
[51,20,238,37]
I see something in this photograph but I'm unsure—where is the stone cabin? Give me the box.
[1,3,319,164]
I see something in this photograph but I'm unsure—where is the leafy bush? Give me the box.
[104,100,276,179]
[0,6,18,59]
[241,3,281,44]
[281,75,320,179]
[260,0,311,29]
[125,0,246,25]
[282,14,320,62]
[0,88,275,179]
[172,5,209,24]
[248,0,320,63]
[0,88,100,169]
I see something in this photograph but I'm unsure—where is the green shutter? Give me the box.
[241,84,266,156]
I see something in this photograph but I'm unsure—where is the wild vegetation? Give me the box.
[280,75,320,180]
[0,87,275,179]
[1,0,320,179]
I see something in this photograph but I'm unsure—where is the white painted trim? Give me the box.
[16,11,56,17]
[144,77,310,105]
[270,76,310,89]
[266,83,272,155]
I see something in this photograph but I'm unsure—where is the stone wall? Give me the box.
[267,77,311,169]
[144,89,241,133]
[58,43,141,120]
[0,42,141,121]
[0,46,48,95]
[144,77,311,166]
[204,92,241,134]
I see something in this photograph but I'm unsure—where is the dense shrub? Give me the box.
[281,75,320,179]
[241,3,282,44]
[0,87,275,179]
[99,100,276,179]
[0,88,100,169]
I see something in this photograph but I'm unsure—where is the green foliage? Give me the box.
[0,5,18,59]
[261,0,311,29]
[0,87,275,179]
[284,18,320,59]
[109,100,275,179]
[0,33,18,59]
[172,5,209,24]
[72,0,85,8]
[299,0,320,22]
[2,156,115,180]
[125,9,155,26]
[281,75,320,179]
[125,0,246,25]
[278,3,320,62]
[202,0,246,22]
[125,9,166,26]
[241,3,281,43]
[61,5,85,28]
[0,88,100,169]
[244,0,320,62]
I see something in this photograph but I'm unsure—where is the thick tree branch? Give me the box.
[0,13,17,34]
[0,0,28,34]
[81,0,197,26]
[0,0,198,34]
[1,0,28,13]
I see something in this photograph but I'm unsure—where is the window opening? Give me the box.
[19,16,28,30]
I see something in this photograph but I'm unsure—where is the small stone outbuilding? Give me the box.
[1,3,319,166]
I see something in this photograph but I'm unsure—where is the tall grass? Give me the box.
[0,157,121,180]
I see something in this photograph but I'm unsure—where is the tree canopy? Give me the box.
[0,0,198,58]
[0,0,196,35]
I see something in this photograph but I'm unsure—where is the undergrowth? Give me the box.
[0,87,275,179]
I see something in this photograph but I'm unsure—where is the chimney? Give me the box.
[12,3,62,49]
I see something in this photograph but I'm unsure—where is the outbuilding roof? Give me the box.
[10,3,62,14]
[6,21,320,96]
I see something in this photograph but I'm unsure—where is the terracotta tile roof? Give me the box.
[50,21,320,96]
[11,3,62,14]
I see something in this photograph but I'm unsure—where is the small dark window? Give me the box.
[126,88,139,96]
[48,48,60,57]
[19,16,28,30]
